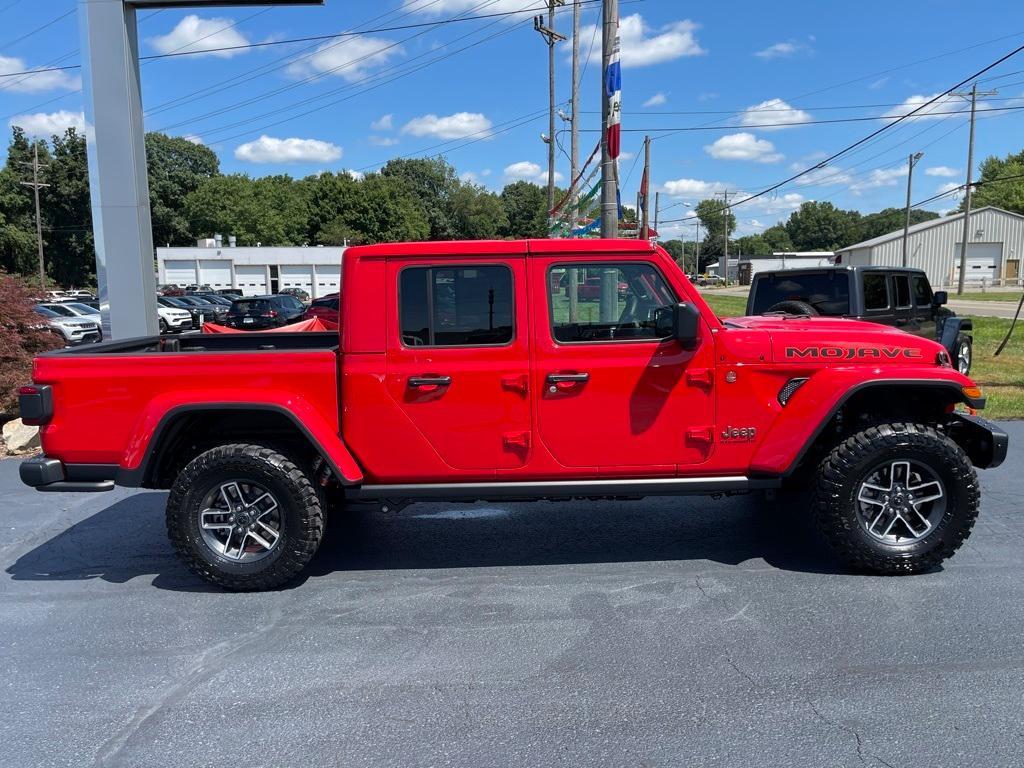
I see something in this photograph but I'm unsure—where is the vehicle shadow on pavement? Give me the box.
[5,492,844,592]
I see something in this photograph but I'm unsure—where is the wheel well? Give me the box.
[143,409,325,489]
[784,383,963,485]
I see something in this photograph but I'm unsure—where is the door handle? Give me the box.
[546,373,590,384]
[408,375,452,388]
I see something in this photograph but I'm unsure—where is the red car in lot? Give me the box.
[302,293,340,329]
[18,239,1006,590]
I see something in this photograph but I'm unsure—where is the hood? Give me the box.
[158,307,191,319]
[725,315,947,365]
[49,316,98,330]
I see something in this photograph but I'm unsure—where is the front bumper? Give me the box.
[948,413,1008,469]
[19,457,116,492]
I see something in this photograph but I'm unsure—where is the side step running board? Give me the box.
[348,475,779,502]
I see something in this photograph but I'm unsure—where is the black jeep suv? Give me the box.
[746,266,973,374]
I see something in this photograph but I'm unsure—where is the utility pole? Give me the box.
[534,3,565,218]
[600,0,620,238]
[652,191,660,241]
[717,191,732,286]
[694,220,701,276]
[902,151,923,267]
[19,142,50,292]
[569,0,580,230]
[954,83,997,294]
[640,134,651,240]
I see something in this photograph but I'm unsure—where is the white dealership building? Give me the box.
[156,239,346,297]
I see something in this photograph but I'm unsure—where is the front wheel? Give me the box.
[811,423,979,574]
[166,444,325,590]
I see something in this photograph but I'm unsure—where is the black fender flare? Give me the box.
[939,316,972,358]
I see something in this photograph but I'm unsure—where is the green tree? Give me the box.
[0,128,48,277]
[450,184,507,239]
[41,128,94,287]
[315,173,429,245]
[735,234,771,256]
[304,171,361,245]
[761,223,793,252]
[695,198,736,257]
[784,201,861,251]
[858,207,939,242]
[185,174,310,246]
[499,181,547,238]
[962,150,1024,214]
[380,157,460,240]
[146,133,220,247]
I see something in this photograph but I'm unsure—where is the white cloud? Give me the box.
[402,112,492,140]
[369,135,399,146]
[480,169,491,177]
[288,36,403,82]
[747,192,805,215]
[754,41,810,59]
[344,169,364,181]
[740,98,812,130]
[9,110,85,137]
[868,77,889,90]
[882,93,959,121]
[574,14,705,68]
[182,134,204,145]
[936,182,961,195]
[643,92,667,108]
[925,166,959,178]
[661,178,729,197]
[371,114,394,131]
[791,163,853,187]
[851,166,908,192]
[0,55,79,93]
[704,132,782,163]
[504,161,563,184]
[149,15,251,58]
[234,135,343,164]
[460,171,481,184]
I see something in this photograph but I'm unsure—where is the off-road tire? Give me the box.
[955,333,972,375]
[765,300,819,316]
[811,422,979,574]
[167,443,324,591]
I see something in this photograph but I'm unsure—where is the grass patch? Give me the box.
[700,295,1024,419]
[951,291,1024,303]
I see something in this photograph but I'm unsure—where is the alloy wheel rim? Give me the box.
[856,459,946,544]
[958,342,971,374]
[198,480,283,562]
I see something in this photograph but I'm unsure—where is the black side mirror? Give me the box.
[655,302,701,349]
[932,290,948,306]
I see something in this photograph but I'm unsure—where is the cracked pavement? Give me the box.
[2,422,1023,767]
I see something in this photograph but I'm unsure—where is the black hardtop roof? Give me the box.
[753,265,927,278]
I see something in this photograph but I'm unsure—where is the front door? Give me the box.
[532,258,716,471]
[385,259,531,470]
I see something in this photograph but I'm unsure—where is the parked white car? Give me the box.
[158,305,193,333]
[33,306,102,346]
[37,302,100,321]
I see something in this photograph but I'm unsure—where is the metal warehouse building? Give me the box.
[156,241,346,298]
[737,251,834,284]
[834,206,1024,288]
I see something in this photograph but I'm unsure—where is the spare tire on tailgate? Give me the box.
[765,300,819,316]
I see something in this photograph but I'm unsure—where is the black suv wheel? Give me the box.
[811,422,979,574]
[955,333,972,375]
[166,444,325,590]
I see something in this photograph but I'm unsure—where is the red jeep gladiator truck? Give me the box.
[18,239,1007,590]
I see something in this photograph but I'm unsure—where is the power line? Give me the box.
[658,41,1024,225]
[911,172,1024,209]
[0,8,73,52]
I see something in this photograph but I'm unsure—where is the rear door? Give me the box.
[889,273,914,333]
[385,258,531,470]
[909,273,937,340]
[531,257,716,471]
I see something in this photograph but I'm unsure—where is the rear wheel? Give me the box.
[955,334,972,375]
[811,422,979,574]
[166,443,324,591]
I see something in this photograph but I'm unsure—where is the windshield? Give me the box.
[161,297,188,308]
[34,306,59,318]
[750,272,851,315]
[310,297,339,310]
[63,302,98,315]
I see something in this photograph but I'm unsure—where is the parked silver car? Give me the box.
[33,305,102,345]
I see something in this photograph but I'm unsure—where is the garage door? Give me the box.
[234,265,267,296]
[199,260,232,291]
[163,260,196,287]
[952,243,1002,285]
[314,265,341,298]
[280,265,313,295]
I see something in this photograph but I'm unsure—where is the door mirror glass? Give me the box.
[932,290,948,306]
[655,302,700,349]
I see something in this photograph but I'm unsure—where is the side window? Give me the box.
[912,275,933,307]
[893,275,911,308]
[548,262,677,343]
[399,265,514,347]
[863,273,889,311]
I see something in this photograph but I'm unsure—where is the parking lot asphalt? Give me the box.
[2,423,1023,768]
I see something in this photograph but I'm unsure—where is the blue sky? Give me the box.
[2,0,1024,239]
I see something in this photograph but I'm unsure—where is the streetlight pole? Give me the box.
[599,0,619,238]
[902,151,923,267]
